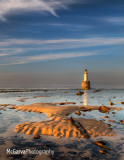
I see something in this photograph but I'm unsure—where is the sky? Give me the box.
[0,0,124,89]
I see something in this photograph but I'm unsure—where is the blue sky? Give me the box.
[0,0,124,88]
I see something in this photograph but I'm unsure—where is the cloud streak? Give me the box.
[103,16,124,25]
[0,48,25,57]
[0,51,98,65]
[0,37,124,47]
[0,0,82,21]
[0,36,123,65]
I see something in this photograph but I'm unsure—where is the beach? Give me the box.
[0,89,124,160]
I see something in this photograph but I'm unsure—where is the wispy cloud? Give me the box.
[103,16,124,25]
[0,48,25,57]
[0,0,82,21]
[0,51,98,65]
[0,36,124,65]
[0,37,124,47]
[47,23,92,29]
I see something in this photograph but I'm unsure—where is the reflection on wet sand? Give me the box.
[14,103,115,139]
[83,90,88,106]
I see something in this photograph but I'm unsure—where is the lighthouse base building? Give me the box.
[81,81,90,90]
[81,69,91,90]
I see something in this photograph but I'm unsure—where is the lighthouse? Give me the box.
[81,69,91,89]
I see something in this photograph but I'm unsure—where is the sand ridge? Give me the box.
[12,103,117,138]
[11,103,119,116]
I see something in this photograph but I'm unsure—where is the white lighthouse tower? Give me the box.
[81,69,91,89]
[84,69,88,81]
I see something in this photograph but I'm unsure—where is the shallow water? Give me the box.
[0,89,124,160]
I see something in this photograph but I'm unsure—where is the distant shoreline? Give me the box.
[0,88,124,93]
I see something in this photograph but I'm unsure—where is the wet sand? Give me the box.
[0,89,124,160]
